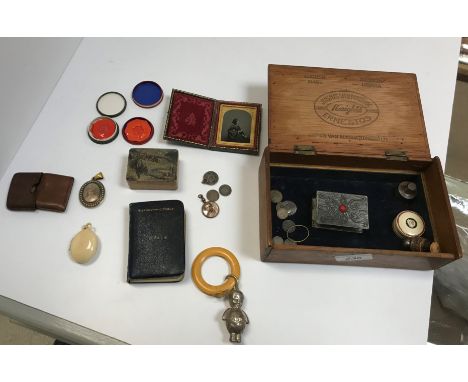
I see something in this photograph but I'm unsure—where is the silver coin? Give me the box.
[277,207,289,220]
[276,200,297,216]
[202,171,219,186]
[272,236,284,245]
[282,220,296,233]
[219,184,232,196]
[206,189,219,202]
[270,189,283,204]
[276,201,285,211]
[284,239,298,245]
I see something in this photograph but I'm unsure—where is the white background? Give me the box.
[0,38,81,179]
[0,38,460,344]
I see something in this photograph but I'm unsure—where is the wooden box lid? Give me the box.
[268,65,431,161]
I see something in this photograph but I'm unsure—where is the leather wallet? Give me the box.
[127,200,185,283]
[6,172,74,212]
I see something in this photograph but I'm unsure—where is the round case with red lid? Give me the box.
[122,117,154,145]
[88,117,119,144]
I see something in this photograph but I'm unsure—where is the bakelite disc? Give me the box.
[122,117,154,145]
[132,81,163,108]
[87,117,119,144]
[96,91,127,117]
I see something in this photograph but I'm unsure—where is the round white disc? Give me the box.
[96,92,126,117]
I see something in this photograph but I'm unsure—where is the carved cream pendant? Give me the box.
[70,223,99,264]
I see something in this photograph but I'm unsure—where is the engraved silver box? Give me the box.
[312,191,369,233]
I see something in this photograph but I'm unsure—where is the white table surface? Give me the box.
[0,38,460,344]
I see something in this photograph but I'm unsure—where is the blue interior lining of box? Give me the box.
[270,165,433,250]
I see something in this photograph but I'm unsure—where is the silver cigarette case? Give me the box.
[312,191,369,233]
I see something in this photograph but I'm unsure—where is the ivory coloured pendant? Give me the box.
[70,223,99,264]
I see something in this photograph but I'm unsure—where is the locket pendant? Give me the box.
[79,172,105,208]
[69,223,99,264]
[198,194,219,218]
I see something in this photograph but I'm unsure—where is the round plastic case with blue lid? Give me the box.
[132,81,163,108]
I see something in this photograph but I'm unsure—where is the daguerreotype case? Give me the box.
[164,89,262,155]
[126,148,178,190]
[258,64,462,270]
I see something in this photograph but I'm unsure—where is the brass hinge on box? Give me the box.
[385,150,408,161]
[294,145,316,155]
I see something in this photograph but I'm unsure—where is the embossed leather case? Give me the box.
[127,200,185,283]
[6,172,74,212]
[6,172,42,211]
[35,173,74,212]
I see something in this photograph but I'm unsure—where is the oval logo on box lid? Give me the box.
[314,90,379,128]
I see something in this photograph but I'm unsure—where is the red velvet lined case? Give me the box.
[164,89,262,155]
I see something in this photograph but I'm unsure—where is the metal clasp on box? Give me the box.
[294,145,316,155]
[385,150,408,161]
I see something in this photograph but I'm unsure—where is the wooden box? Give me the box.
[126,148,178,190]
[258,64,462,270]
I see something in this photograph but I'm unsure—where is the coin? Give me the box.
[270,189,283,204]
[202,171,219,186]
[272,236,284,245]
[219,184,232,196]
[282,220,296,233]
[276,201,297,216]
[201,201,220,218]
[277,207,289,220]
[207,189,219,202]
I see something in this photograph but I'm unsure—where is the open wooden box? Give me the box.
[258,64,462,270]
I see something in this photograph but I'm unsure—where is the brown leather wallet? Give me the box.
[7,172,74,212]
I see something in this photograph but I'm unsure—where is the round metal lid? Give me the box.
[132,81,163,108]
[87,117,119,144]
[96,91,127,117]
[122,117,154,145]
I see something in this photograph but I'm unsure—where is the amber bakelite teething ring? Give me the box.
[191,247,241,297]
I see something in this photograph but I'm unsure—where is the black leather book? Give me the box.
[127,200,185,283]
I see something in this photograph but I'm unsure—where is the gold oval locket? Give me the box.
[79,172,105,208]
